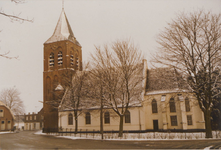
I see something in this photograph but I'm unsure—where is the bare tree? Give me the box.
[60,63,92,134]
[0,0,33,23]
[90,39,144,137]
[0,0,33,59]
[89,68,107,139]
[152,10,221,138]
[0,87,25,115]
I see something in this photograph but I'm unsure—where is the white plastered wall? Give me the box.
[59,107,145,132]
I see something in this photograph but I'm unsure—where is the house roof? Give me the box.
[44,9,81,46]
[145,67,190,95]
[0,101,15,120]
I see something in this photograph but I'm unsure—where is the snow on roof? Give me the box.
[146,89,190,96]
[55,84,64,91]
[44,9,81,46]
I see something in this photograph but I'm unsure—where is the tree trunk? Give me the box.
[100,106,103,139]
[204,109,212,138]
[74,111,78,134]
[100,86,104,139]
[118,115,124,137]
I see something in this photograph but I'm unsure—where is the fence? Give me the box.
[44,128,221,140]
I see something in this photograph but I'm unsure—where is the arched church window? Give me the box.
[125,110,131,123]
[104,111,110,124]
[68,113,73,125]
[85,112,91,124]
[152,99,158,113]
[49,52,54,67]
[169,98,176,112]
[185,97,190,112]
[70,51,74,66]
[58,51,63,65]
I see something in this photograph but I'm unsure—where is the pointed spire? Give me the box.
[62,0,64,10]
[45,9,81,46]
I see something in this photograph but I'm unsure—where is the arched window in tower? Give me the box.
[49,52,54,67]
[68,113,73,125]
[75,53,79,70]
[169,98,176,112]
[104,111,110,124]
[58,51,63,66]
[152,99,158,113]
[85,112,91,124]
[125,110,131,123]
[185,97,190,112]
[70,51,74,66]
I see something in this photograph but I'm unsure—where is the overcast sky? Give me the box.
[0,0,220,113]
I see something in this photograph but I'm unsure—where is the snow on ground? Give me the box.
[35,130,221,141]
[204,146,213,150]
[34,130,47,135]
[0,131,14,134]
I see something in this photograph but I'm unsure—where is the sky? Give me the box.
[0,0,220,113]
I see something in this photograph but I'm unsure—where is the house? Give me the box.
[0,101,15,131]
[24,108,44,130]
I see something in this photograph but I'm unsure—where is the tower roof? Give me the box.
[45,9,81,46]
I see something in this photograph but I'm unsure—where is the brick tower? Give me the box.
[43,9,82,132]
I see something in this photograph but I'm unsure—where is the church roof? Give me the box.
[45,9,81,46]
[145,67,190,94]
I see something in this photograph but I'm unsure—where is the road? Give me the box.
[0,131,221,149]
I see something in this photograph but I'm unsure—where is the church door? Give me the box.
[153,120,158,131]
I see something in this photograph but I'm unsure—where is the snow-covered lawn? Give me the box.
[35,130,221,141]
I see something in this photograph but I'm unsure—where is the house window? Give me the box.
[68,113,73,125]
[187,115,193,125]
[85,112,91,124]
[185,98,190,112]
[58,51,63,65]
[1,121,4,124]
[152,99,158,113]
[125,110,131,123]
[34,116,36,120]
[169,98,176,112]
[170,116,177,126]
[26,116,28,120]
[30,116,32,120]
[0,109,3,117]
[104,112,110,124]
[49,52,54,67]
[8,121,10,124]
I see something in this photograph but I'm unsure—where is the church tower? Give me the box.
[43,9,82,132]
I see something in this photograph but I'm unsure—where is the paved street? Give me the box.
[0,131,221,149]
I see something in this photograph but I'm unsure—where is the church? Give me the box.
[43,8,205,133]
